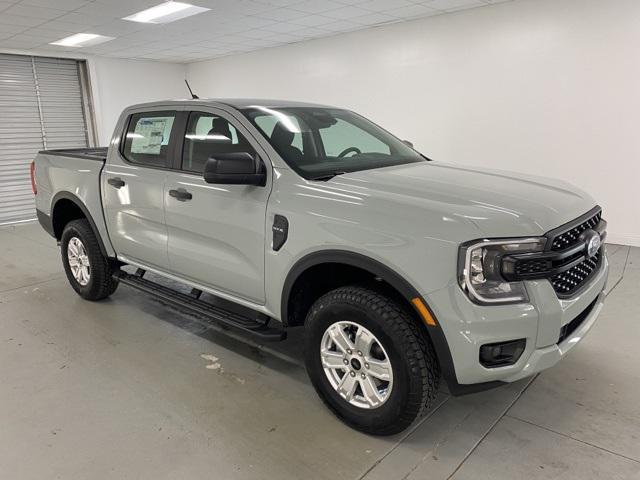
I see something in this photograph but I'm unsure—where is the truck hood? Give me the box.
[332,161,596,237]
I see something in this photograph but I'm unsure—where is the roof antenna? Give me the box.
[185,79,199,99]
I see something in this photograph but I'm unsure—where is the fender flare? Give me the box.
[50,191,110,257]
[281,250,421,323]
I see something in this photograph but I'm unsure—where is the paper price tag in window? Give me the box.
[131,117,171,154]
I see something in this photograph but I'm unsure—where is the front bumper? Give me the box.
[425,249,609,386]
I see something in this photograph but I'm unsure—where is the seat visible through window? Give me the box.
[270,121,303,163]
[182,113,256,173]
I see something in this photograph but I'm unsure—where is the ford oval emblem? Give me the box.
[584,230,601,258]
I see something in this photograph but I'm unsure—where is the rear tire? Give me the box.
[61,219,118,301]
[304,285,440,435]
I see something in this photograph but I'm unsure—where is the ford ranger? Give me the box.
[32,99,609,435]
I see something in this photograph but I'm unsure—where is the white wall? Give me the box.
[186,0,640,247]
[88,57,186,144]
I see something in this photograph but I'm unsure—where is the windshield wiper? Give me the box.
[310,171,346,181]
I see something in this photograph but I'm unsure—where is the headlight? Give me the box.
[458,238,546,304]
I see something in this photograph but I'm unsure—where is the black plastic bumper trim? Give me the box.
[36,209,55,238]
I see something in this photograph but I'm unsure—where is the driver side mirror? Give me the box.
[203,152,266,186]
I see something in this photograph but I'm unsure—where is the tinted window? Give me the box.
[182,112,256,173]
[242,107,424,180]
[319,118,390,157]
[254,114,303,150]
[122,111,176,167]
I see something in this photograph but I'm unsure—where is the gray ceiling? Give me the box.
[0,0,511,63]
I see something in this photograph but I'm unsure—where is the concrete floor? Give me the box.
[0,223,638,480]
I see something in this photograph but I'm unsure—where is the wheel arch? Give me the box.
[280,249,497,396]
[50,191,109,257]
[281,250,420,326]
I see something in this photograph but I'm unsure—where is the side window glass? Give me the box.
[254,114,303,150]
[122,111,176,167]
[182,112,255,173]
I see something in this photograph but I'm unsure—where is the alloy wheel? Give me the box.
[320,321,393,409]
[67,237,91,286]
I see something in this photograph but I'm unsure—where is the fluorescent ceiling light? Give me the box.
[50,33,114,47]
[123,1,210,24]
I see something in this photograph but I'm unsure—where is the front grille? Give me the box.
[551,211,602,251]
[558,296,599,344]
[515,258,550,276]
[550,249,601,296]
[500,206,605,299]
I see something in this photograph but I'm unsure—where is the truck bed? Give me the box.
[38,147,108,162]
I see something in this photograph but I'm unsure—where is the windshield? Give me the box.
[240,106,425,179]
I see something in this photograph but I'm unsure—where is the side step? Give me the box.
[113,270,286,341]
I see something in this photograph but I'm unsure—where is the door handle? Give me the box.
[107,177,125,188]
[169,188,193,201]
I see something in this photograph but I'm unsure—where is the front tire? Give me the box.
[304,286,440,435]
[61,219,118,301]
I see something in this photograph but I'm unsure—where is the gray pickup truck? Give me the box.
[32,99,609,435]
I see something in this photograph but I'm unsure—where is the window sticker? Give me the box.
[130,117,174,154]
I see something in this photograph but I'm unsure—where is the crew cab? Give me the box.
[32,99,609,435]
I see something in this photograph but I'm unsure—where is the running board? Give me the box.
[113,270,286,341]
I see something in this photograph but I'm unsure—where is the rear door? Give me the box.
[102,108,180,270]
[163,108,271,303]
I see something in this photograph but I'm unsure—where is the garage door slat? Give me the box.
[0,53,89,224]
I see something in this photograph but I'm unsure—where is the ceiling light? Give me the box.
[123,1,210,24]
[50,33,114,47]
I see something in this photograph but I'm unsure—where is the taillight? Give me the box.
[30,161,37,195]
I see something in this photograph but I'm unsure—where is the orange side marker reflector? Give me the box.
[412,297,437,327]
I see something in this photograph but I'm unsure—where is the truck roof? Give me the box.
[126,98,338,110]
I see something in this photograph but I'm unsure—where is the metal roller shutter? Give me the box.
[0,54,42,225]
[34,57,89,150]
[0,54,90,225]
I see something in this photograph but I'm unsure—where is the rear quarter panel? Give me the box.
[34,152,115,256]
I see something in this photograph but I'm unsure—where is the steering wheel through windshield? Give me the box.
[337,146,362,158]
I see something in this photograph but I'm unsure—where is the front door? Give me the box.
[164,109,271,303]
[102,109,178,270]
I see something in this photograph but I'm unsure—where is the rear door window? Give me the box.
[122,111,177,168]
